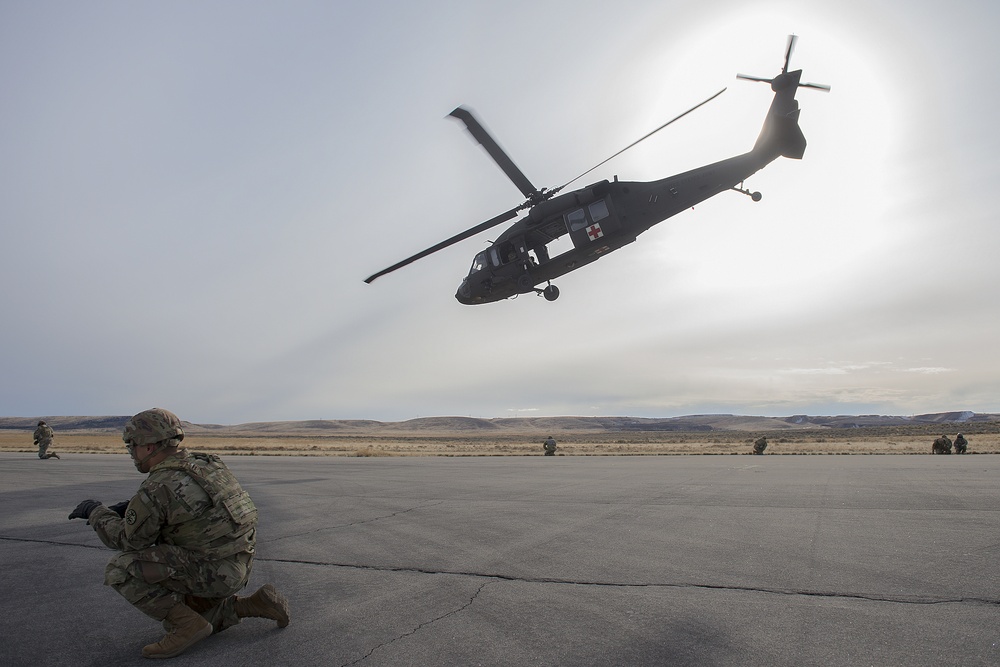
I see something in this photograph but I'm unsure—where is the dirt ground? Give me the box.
[4,425,999,457]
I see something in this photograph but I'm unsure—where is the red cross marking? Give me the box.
[587,224,603,240]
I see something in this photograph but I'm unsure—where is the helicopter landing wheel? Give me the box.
[542,284,560,302]
[732,182,762,202]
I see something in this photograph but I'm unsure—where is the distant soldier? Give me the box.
[931,435,953,455]
[543,436,557,456]
[954,433,968,454]
[68,408,289,659]
[752,436,768,455]
[33,420,60,459]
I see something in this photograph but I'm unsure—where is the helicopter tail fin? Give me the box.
[741,36,830,160]
[752,73,807,160]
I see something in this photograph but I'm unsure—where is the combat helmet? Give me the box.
[123,408,185,447]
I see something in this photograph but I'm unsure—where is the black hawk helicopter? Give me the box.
[365,36,829,304]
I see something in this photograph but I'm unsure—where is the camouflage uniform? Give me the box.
[932,435,952,455]
[954,433,968,454]
[88,449,258,632]
[543,437,557,456]
[753,437,768,455]
[33,421,57,459]
[70,409,287,659]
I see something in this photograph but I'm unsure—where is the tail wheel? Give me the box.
[543,285,560,301]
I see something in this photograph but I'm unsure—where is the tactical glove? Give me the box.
[108,501,130,518]
[68,499,102,521]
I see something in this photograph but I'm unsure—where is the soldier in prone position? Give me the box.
[69,408,290,659]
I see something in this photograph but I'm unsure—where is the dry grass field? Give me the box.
[4,423,1000,457]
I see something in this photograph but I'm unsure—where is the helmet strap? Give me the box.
[132,439,172,469]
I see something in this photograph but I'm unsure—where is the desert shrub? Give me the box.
[354,446,391,457]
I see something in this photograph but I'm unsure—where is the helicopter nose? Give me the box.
[456,278,473,304]
[455,290,476,305]
[455,282,482,305]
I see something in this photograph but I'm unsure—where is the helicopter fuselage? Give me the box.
[456,148,778,304]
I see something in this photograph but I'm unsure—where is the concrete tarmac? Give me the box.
[1,452,998,666]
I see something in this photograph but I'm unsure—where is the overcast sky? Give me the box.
[3,0,998,424]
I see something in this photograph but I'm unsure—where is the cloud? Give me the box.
[2,1,998,423]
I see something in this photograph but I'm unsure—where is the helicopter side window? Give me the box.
[589,199,609,222]
[566,208,587,231]
[490,241,519,267]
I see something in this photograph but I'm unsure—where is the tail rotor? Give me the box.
[737,34,830,92]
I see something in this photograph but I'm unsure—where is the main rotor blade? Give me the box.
[554,88,726,193]
[449,107,539,200]
[364,206,520,283]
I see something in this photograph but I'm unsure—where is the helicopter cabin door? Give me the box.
[488,238,526,269]
[566,198,617,250]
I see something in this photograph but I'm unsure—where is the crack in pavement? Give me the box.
[3,535,106,550]
[259,553,1000,608]
[340,579,493,667]
[8,535,1000,609]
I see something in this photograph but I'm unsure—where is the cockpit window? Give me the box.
[589,199,609,222]
[471,252,487,274]
[566,208,587,231]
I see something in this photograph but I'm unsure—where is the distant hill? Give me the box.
[1,412,997,434]
[0,416,132,431]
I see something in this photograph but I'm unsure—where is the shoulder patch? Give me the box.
[124,497,152,537]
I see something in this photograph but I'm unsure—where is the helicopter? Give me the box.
[365,36,829,304]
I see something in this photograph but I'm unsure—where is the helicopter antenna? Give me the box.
[552,88,726,195]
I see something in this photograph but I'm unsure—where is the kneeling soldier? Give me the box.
[69,408,289,659]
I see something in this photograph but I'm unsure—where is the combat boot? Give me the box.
[235,584,290,627]
[142,603,213,659]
